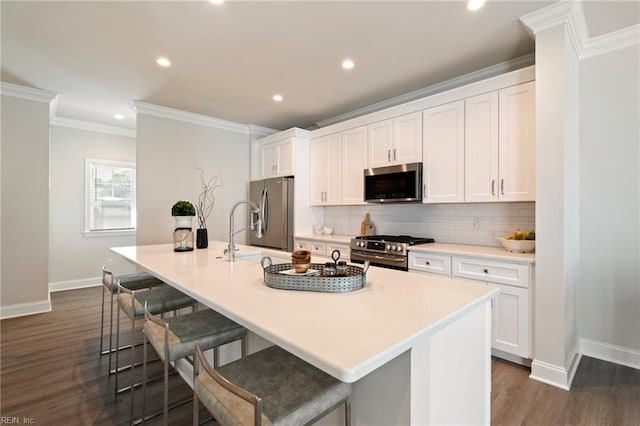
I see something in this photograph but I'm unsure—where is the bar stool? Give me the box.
[193,343,352,426]
[100,266,164,370]
[115,280,197,407]
[140,304,248,425]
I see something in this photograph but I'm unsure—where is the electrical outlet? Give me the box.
[106,258,113,267]
[473,217,480,229]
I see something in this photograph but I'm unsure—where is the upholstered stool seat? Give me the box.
[141,308,247,424]
[99,266,164,368]
[115,282,196,401]
[194,344,352,426]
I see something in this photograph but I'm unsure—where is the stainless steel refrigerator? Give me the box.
[249,177,294,251]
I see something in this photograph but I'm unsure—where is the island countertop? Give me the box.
[111,241,498,383]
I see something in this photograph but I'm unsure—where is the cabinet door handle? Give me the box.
[483,268,489,274]
[387,149,391,162]
[425,261,430,266]
[501,179,505,195]
[393,148,397,161]
[423,184,427,198]
[491,180,495,196]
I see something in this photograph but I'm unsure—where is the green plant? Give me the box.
[171,200,196,216]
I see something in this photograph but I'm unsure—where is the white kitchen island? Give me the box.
[112,241,499,425]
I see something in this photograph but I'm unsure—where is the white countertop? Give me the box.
[112,241,498,383]
[409,242,535,263]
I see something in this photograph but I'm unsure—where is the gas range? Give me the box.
[350,235,435,271]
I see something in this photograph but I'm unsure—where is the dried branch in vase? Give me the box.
[195,167,222,229]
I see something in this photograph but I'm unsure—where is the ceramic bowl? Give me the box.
[322,225,334,235]
[496,237,535,253]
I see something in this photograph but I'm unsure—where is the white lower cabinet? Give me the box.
[410,251,532,362]
[294,239,350,261]
[491,283,530,358]
[408,252,452,276]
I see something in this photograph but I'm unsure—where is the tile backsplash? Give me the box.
[322,202,535,247]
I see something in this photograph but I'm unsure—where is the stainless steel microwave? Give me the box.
[364,162,423,203]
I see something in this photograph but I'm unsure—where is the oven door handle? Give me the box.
[354,253,405,262]
[370,255,405,262]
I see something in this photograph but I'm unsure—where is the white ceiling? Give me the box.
[1,1,637,131]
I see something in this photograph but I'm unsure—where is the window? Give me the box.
[85,159,136,234]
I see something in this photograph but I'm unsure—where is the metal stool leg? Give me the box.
[115,295,121,395]
[99,283,106,356]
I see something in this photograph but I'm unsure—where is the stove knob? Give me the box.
[359,242,365,247]
[396,246,403,252]
[386,244,391,250]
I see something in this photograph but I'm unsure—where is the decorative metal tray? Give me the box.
[260,257,369,293]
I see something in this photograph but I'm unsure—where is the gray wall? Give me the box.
[1,95,51,311]
[49,125,137,285]
[579,45,640,353]
[135,114,251,246]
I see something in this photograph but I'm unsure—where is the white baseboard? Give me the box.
[529,358,575,390]
[581,338,640,371]
[49,276,101,293]
[0,299,52,320]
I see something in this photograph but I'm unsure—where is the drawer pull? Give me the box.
[425,261,430,265]
[483,268,488,273]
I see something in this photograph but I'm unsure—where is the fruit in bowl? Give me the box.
[497,229,535,253]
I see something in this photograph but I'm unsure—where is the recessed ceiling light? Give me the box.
[467,0,486,11]
[114,114,124,120]
[273,94,283,102]
[209,0,224,4]
[342,59,355,70]
[156,57,171,67]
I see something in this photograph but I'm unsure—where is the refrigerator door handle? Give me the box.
[261,188,268,233]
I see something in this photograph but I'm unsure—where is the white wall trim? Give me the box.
[0,81,58,104]
[581,24,640,59]
[0,299,52,320]
[130,100,251,135]
[566,343,582,388]
[51,116,136,138]
[248,124,279,139]
[49,276,102,293]
[581,338,640,371]
[520,0,640,60]
[314,53,535,129]
[529,359,573,390]
[519,0,575,38]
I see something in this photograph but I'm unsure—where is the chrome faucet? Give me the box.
[224,200,262,261]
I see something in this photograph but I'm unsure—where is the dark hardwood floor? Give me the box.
[1,287,639,425]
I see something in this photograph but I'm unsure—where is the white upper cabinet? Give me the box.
[310,126,367,206]
[341,126,368,205]
[465,91,500,202]
[423,101,465,203]
[498,81,536,201]
[258,137,294,179]
[310,134,342,205]
[464,82,536,203]
[368,111,422,168]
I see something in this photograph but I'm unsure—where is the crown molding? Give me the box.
[519,0,575,37]
[130,100,252,135]
[315,53,535,128]
[0,81,58,104]
[255,127,311,143]
[581,24,640,59]
[520,0,639,60]
[51,116,136,138]
[248,124,279,138]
